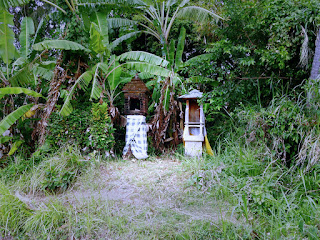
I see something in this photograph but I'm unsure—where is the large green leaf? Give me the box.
[19,17,35,59]
[33,40,90,52]
[0,136,12,144]
[0,104,33,136]
[77,0,145,6]
[8,66,33,87]
[33,66,54,81]
[60,71,93,116]
[90,63,103,100]
[110,31,141,50]
[118,51,169,67]
[175,27,186,70]
[0,87,45,100]
[89,23,107,54]
[183,53,214,67]
[32,17,44,46]
[168,40,175,68]
[107,18,137,29]
[0,11,17,65]
[94,12,109,47]
[107,55,122,90]
[0,0,29,10]
[176,6,222,22]
[124,62,172,78]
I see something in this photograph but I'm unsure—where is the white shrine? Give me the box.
[179,90,205,157]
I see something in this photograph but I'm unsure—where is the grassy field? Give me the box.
[1,140,320,239]
[0,148,250,240]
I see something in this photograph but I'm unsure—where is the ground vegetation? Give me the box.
[1,0,320,239]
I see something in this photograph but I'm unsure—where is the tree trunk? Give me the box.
[150,78,181,151]
[32,52,65,146]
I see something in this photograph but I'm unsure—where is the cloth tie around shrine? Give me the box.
[123,115,148,159]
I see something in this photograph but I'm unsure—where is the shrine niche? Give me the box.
[122,74,148,116]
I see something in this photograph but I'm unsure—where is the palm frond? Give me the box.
[110,31,141,50]
[0,104,33,136]
[184,53,214,67]
[19,17,35,59]
[0,0,29,9]
[118,51,169,67]
[33,66,54,80]
[77,0,145,6]
[107,18,137,29]
[60,71,93,116]
[124,62,172,78]
[176,6,222,23]
[33,40,90,52]
[0,87,45,99]
[8,66,33,87]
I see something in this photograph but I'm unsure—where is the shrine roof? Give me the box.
[179,89,203,100]
[122,75,148,93]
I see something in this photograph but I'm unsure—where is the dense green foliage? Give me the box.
[48,102,114,154]
[1,0,320,238]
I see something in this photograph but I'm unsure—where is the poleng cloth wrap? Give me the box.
[123,115,148,159]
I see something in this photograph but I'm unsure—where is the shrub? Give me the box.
[47,105,91,150]
[87,102,115,154]
[47,102,115,155]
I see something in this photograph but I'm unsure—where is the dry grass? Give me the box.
[4,155,245,239]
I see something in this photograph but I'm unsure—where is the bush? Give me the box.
[47,102,115,155]
[87,102,115,154]
[47,105,91,150]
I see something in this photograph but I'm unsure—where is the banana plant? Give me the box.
[0,9,91,150]
[77,0,222,59]
[0,87,45,155]
[60,12,155,120]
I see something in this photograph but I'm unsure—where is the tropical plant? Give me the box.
[0,8,91,151]
[59,12,163,121]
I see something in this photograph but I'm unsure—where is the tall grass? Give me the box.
[0,181,33,237]
[183,96,320,239]
[16,145,88,194]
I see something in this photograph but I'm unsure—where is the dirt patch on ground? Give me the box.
[16,157,240,239]
[66,158,236,223]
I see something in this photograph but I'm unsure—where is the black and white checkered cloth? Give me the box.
[123,115,148,159]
